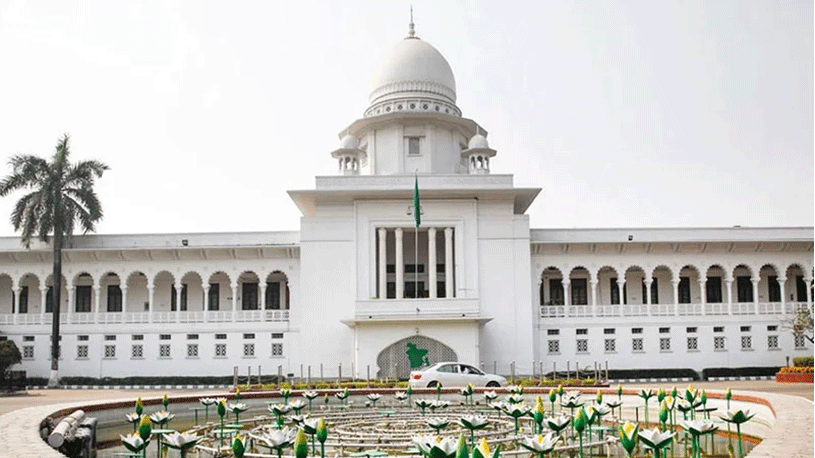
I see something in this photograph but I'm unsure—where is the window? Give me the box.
[610,278,620,305]
[271,333,283,339]
[159,344,171,358]
[407,136,421,155]
[243,343,255,357]
[187,344,199,358]
[604,339,616,353]
[171,284,188,311]
[78,335,89,341]
[104,345,116,358]
[19,286,28,313]
[215,343,227,358]
[242,282,259,310]
[76,285,92,312]
[678,277,691,304]
[243,333,255,339]
[405,264,425,273]
[767,335,779,350]
[131,344,143,358]
[659,327,670,334]
[160,334,171,340]
[687,337,698,351]
[632,338,644,352]
[187,334,199,340]
[208,283,220,310]
[768,276,781,302]
[547,340,560,354]
[686,327,697,333]
[659,338,671,352]
[45,286,53,312]
[576,339,588,353]
[77,345,88,359]
[650,278,659,304]
[576,328,588,335]
[266,282,281,309]
[405,281,425,299]
[104,335,116,341]
[571,279,588,305]
[795,335,807,349]
[632,328,643,334]
[714,336,726,351]
[271,342,283,357]
[740,326,751,332]
[107,285,122,312]
[713,326,724,333]
[767,325,778,332]
[706,277,722,303]
[215,334,227,340]
[22,346,34,359]
[604,328,615,334]
[132,334,144,340]
[796,276,808,301]
[23,335,34,342]
[547,329,560,336]
[736,276,753,302]
[741,336,752,350]
[549,279,563,305]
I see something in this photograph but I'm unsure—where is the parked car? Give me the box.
[408,362,507,388]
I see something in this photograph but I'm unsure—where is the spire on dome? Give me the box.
[407,6,417,38]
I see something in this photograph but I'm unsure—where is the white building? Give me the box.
[0,23,812,381]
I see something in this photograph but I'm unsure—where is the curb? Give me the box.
[25,385,232,390]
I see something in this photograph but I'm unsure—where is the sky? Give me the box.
[0,0,812,238]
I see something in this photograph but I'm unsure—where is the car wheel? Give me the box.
[427,381,439,388]
[486,381,500,388]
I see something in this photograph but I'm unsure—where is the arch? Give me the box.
[568,266,592,282]
[732,263,754,278]
[0,274,13,314]
[207,270,230,285]
[264,270,290,310]
[541,266,564,279]
[71,271,94,286]
[17,272,41,288]
[596,265,619,278]
[651,264,674,283]
[126,270,148,284]
[153,270,176,286]
[376,335,458,379]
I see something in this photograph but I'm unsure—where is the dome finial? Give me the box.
[407,5,416,38]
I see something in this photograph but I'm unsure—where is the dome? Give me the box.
[339,134,359,150]
[468,133,489,149]
[367,31,458,115]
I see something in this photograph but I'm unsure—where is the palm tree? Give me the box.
[0,134,108,387]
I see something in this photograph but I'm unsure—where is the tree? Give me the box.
[0,340,22,383]
[785,303,814,344]
[0,134,108,387]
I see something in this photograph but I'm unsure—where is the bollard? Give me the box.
[566,361,570,381]
[300,364,304,383]
[338,363,342,384]
[532,360,536,379]
[367,365,370,384]
[351,362,355,381]
[308,366,311,385]
[493,361,497,374]
[248,365,252,387]
[576,361,579,380]
[277,365,282,389]
[553,361,556,380]
[604,360,609,383]
[320,363,324,381]
[233,366,239,388]
[510,360,515,383]
[258,365,262,386]
[540,361,544,381]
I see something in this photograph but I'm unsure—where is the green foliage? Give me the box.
[581,379,596,386]
[793,356,814,367]
[702,366,782,379]
[0,341,22,380]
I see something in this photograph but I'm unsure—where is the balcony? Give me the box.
[348,298,487,324]
[540,302,806,319]
[0,310,289,326]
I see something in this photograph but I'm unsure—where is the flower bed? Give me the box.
[776,366,814,383]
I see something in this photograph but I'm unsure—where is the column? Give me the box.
[395,228,404,299]
[378,228,387,299]
[280,281,287,309]
[67,286,75,321]
[147,286,154,323]
[122,286,128,314]
[175,282,183,322]
[590,279,598,312]
[444,227,454,298]
[13,287,20,315]
[232,281,239,314]
[807,278,813,308]
[698,279,706,315]
[40,287,48,321]
[644,279,652,317]
[672,279,679,316]
[752,279,760,315]
[259,282,266,310]
[203,284,210,323]
[93,286,101,314]
[617,279,625,306]
[778,277,787,315]
[562,280,571,307]
[428,227,437,299]
[725,279,734,315]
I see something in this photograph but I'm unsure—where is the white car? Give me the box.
[408,362,507,388]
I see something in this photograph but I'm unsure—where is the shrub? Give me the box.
[581,379,596,386]
[0,341,22,382]
[778,366,814,374]
[793,356,814,367]
[701,366,781,379]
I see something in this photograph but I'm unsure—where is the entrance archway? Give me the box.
[376,335,457,379]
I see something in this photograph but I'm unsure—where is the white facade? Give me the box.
[0,25,812,381]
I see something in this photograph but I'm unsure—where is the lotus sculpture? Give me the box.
[301,417,321,454]
[280,388,292,404]
[637,388,655,427]
[458,415,489,445]
[425,417,451,434]
[413,434,459,458]
[148,410,174,428]
[125,412,140,432]
[519,432,560,458]
[302,391,319,411]
[638,427,675,458]
[472,437,500,458]
[483,390,498,403]
[618,421,638,457]
[199,397,218,423]
[501,402,532,434]
[120,433,150,457]
[544,414,571,436]
[269,404,291,429]
[415,399,433,415]
[681,420,718,458]
[506,393,524,405]
[336,388,350,405]
[228,402,249,424]
[253,427,297,458]
[289,398,308,415]
[163,431,201,458]
[720,409,756,458]
[394,391,408,404]
[367,393,383,408]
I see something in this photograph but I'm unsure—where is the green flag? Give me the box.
[413,174,421,227]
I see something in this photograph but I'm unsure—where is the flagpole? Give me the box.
[413,171,420,300]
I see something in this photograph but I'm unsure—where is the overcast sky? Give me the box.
[0,0,811,238]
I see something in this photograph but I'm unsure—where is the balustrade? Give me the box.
[539,301,800,319]
[0,309,289,325]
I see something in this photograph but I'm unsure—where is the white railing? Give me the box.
[0,309,289,325]
[95,313,124,324]
[355,298,479,319]
[595,305,620,317]
[650,304,674,316]
[539,301,810,319]
[732,302,756,315]
[704,303,729,315]
[265,310,289,322]
[177,311,206,323]
[208,311,233,323]
[622,304,648,317]
[69,313,94,324]
[677,303,703,316]
[757,302,784,315]
[540,305,565,318]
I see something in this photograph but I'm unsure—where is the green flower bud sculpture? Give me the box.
[658,400,669,432]
[472,438,499,458]
[316,418,328,458]
[162,393,169,411]
[532,396,545,434]
[294,428,309,458]
[595,389,603,405]
[616,384,623,400]
[233,433,246,458]
[725,387,732,410]
[137,415,152,458]
[572,408,588,458]
[700,390,708,419]
[456,434,469,458]
[135,397,144,416]
[547,389,557,415]
[618,421,638,457]
[217,399,227,447]
[436,382,442,400]
[407,384,414,405]
[324,393,330,407]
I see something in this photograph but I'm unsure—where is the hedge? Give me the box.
[701,366,781,379]
[793,356,814,367]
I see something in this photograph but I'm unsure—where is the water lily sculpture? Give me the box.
[544,414,571,436]
[394,391,408,404]
[163,431,201,458]
[460,383,474,405]
[414,434,459,458]
[637,388,655,427]
[617,421,638,457]
[681,420,718,458]
[217,399,227,447]
[288,413,309,426]
[253,427,297,458]
[367,393,383,407]
[430,400,451,411]
[595,390,603,405]
[125,412,141,432]
[162,393,170,411]
[269,404,291,429]
[483,391,498,403]
[501,402,532,435]
[301,417,321,454]
[302,391,319,411]
[719,409,755,458]
[121,433,150,457]
[560,391,583,437]
[228,402,249,424]
[289,398,308,415]
[148,410,175,428]
[675,399,695,421]
[200,397,218,423]
[137,415,152,458]
[605,399,623,419]
[426,417,451,434]
[336,388,349,405]
[506,393,524,405]
[472,437,500,458]
[415,399,433,415]
[507,385,523,395]
[519,432,560,458]
[280,388,292,404]
[637,427,675,458]
[458,415,489,446]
